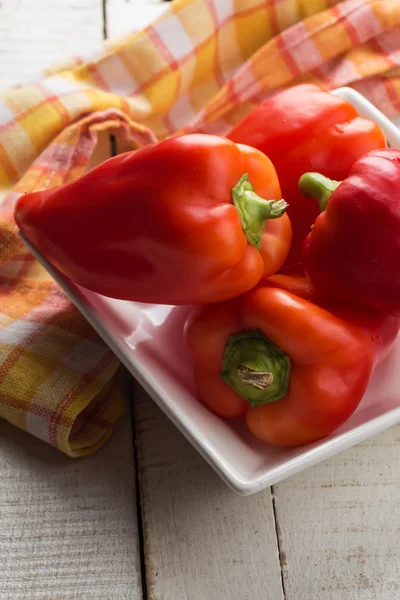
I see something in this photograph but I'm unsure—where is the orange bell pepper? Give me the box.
[185,279,399,446]
[265,267,399,366]
[15,134,291,305]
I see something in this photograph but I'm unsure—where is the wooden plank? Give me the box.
[106,0,169,40]
[0,0,104,91]
[0,374,143,600]
[134,383,284,600]
[273,425,400,600]
[105,5,277,599]
[0,3,143,598]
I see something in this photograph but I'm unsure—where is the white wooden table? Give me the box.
[1,2,400,599]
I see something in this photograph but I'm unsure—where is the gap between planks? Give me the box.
[102,0,108,40]
[101,3,150,599]
[271,486,287,600]
[129,381,149,600]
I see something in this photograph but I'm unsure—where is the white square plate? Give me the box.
[21,87,400,495]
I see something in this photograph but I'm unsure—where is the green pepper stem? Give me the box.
[232,174,288,250]
[298,172,341,212]
[221,330,291,407]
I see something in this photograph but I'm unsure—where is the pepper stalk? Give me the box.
[232,174,288,249]
[298,172,341,212]
[221,329,291,406]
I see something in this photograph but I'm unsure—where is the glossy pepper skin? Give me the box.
[185,283,399,446]
[227,84,386,267]
[265,267,400,366]
[300,149,400,317]
[15,134,291,305]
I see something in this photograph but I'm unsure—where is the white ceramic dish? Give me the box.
[21,87,400,495]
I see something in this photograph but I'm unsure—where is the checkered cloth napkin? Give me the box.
[1,0,400,457]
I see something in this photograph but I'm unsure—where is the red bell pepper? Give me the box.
[227,84,386,267]
[15,134,291,305]
[185,281,399,446]
[300,148,400,316]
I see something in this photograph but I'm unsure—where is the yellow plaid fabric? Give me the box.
[1,0,400,456]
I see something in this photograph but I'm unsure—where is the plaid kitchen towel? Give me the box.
[1,0,400,456]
